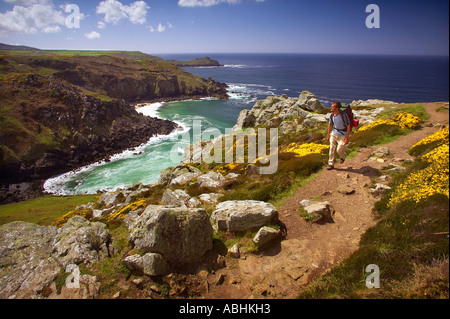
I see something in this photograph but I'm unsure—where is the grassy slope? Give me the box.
[0,194,99,226]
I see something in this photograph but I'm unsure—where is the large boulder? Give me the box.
[122,253,170,276]
[128,205,213,264]
[197,171,226,188]
[158,166,201,186]
[0,221,60,299]
[210,200,279,233]
[52,216,112,267]
[296,90,325,112]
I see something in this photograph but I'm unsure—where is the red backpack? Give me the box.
[340,103,359,129]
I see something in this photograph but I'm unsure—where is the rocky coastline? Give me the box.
[0,53,229,204]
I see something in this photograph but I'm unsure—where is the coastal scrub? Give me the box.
[388,127,449,207]
[357,112,421,132]
[284,142,329,158]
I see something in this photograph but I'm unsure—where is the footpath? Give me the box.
[203,102,449,299]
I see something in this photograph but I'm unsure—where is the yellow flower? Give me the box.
[357,112,421,132]
[284,142,329,158]
[410,126,449,152]
[389,130,449,207]
[107,199,147,221]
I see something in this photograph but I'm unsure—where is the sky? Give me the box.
[0,0,448,56]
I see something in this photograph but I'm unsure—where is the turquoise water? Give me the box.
[44,53,449,195]
[43,96,254,195]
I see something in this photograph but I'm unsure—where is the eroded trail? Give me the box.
[204,102,448,299]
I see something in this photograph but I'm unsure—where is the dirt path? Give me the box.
[203,102,448,299]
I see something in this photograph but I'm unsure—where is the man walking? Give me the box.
[327,102,351,170]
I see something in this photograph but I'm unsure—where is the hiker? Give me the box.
[327,101,351,170]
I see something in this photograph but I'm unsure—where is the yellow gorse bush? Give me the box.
[52,207,92,227]
[393,112,422,129]
[284,142,329,158]
[410,125,449,153]
[421,143,449,164]
[107,199,147,221]
[358,112,421,132]
[389,129,449,207]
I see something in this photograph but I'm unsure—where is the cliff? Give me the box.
[0,72,176,190]
[0,50,228,202]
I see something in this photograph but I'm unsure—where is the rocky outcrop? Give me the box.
[351,99,398,107]
[232,91,325,131]
[210,200,279,233]
[52,216,112,268]
[127,205,213,265]
[0,221,60,299]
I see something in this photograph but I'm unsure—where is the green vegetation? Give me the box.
[0,194,99,226]
[0,49,162,61]
[165,56,222,67]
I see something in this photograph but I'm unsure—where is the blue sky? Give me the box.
[0,0,448,56]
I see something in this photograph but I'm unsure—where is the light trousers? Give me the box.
[328,133,347,165]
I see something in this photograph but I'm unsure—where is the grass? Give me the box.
[0,194,99,226]
[298,195,449,299]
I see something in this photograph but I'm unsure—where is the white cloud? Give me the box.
[0,3,66,37]
[157,23,166,32]
[96,0,149,25]
[84,31,101,39]
[97,21,106,29]
[42,25,62,33]
[148,22,173,33]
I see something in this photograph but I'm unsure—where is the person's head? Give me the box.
[331,101,342,112]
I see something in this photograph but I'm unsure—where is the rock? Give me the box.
[232,92,323,132]
[351,99,398,107]
[371,147,391,158]
[122,253,170,276]
[336,184,356,195]
[97,189,126,208]
[228,244,240,258]
[122,254,143,273]
[253,226,281,248]
[0,221,60,299]
[245,164,260,176]
[199,193,224,205]
[210,200,278,233]
[52,216,112,268]
[161,189,191,207]
[369,183,392,195]
[300,200,333,223]
[197,171,226,188]
[296,91,325,112]
[160,165,202,186]
[128,205,213,264]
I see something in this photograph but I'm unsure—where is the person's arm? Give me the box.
[344,124,351,145]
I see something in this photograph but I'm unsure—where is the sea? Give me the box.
[43,53,449,195]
